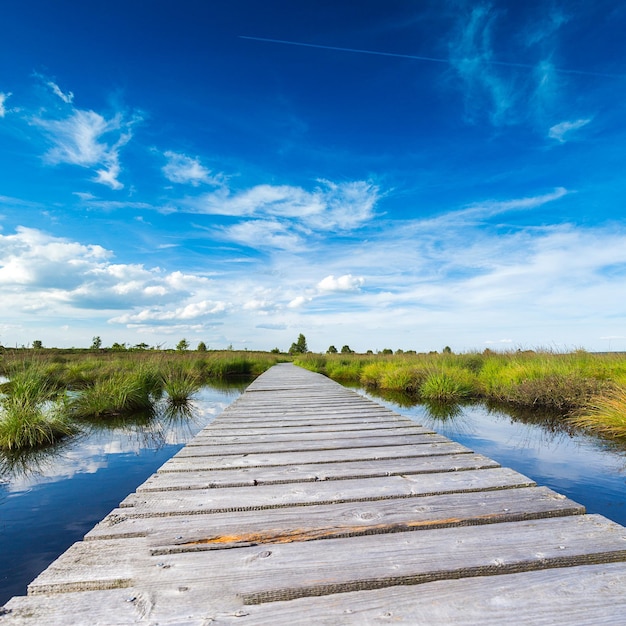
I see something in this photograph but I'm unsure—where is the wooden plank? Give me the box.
[86,486,583,548]
[32,515,626,603]
[204,563,626,625]
[189,425,434,445]
[159,441,475,471]
[136,452,501,491]
[199,422,423,436]
[10,563,626,625]
[146,514,626,605]
[119,468,536,516]
[174,433,450,457]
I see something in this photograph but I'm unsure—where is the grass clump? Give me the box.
[0,366,76,450]
[419,370,474,403]
[161,365,202,405]
[68,367,159,420]
[570,385,626,439]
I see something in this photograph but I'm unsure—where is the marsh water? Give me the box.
[2,381,626,605]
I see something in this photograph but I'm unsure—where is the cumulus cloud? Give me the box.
[317,274,365,292]
[162,151,223,186]
[0,227,208,316]
[110,300,228,324]
[0,92,11,117]
[548,118,592,143]
[33,106,139,190]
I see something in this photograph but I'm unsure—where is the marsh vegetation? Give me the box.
[0,349,284,450]
[294,349,626,439]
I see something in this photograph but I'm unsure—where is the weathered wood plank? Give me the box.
[27,515,626,601]
[199,422,421,436]
[145,514,626,605]
[9,563,626,625]
[174,432,450,457]
[136,452,500,491]
[205,562,626,625]
[189,425,434,446]
[160,441,472,471]
[87,486,583,549]
[119,468,535,516]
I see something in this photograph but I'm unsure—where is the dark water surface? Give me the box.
[0,384,243,604]
[2,382,626,605]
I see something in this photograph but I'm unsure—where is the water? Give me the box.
[2,383,626,605]
[357,388,626,528]
[0,384,243,604]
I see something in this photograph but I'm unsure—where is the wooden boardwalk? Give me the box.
[3,363,626,624]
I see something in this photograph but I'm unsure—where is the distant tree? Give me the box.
[111,342,127,350]
[327,345,338,354]
[197,341,207,352]
[176,338,189,351]
[32,340,43,350]
[133,342,149,350]
[366,349,373,355]
[340,345,354,354]
[270,347,281,354]
[443,346,452,354]
[395,349,404,355]
[289,333,308,354]
[91,336,102,350]
[381,348,393,355]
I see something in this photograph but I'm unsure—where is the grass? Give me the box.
[0,349,284,449]
[0,365,77,450]
[295,349,626,438]
[2,347,626,445]
[570,385,626,439]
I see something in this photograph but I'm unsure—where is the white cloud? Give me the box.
[548,118,592,143]
[0,92,11,117]
[47,80,74,104]
[194,180,379,230]
[317,274,365,292]
[223,219,305,251]
[33,106,139,190]
[111,300,228,324]
[162,151,222,186]
[288,295,311,308]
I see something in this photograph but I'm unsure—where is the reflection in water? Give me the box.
[0,383,243,604]
[356,386,626,530]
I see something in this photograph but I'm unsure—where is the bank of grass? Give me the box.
[294,350,626,437]
[0,349,285,449]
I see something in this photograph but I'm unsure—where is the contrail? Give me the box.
[240,35,624,79]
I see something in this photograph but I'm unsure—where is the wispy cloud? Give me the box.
[162,150,223,186]
[548,118,592,143]
[194,180,378,228]
[32,101,139,190]
[446,3,573,127]
[47,80,74,104]
[0,92,11,117]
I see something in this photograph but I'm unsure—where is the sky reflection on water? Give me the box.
[0,385,242,604]
[357,389,626,528]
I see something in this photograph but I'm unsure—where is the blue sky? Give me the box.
[1,0,625,353]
